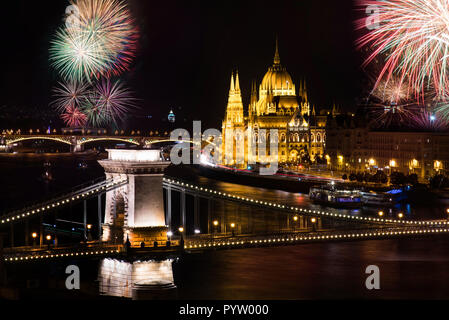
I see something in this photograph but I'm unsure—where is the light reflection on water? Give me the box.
[98,258,175,298]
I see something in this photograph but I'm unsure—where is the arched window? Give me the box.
[311,134,315,142]
[317,133,321,142]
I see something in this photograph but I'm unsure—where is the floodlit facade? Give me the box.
[326,119,449,179]
[221,40,326,167]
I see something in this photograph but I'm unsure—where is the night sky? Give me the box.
[0,0,366,130]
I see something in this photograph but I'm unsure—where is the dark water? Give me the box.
[2,153,449,299]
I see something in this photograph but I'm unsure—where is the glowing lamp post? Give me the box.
[230,223,236,237]
[293,215,298,232]
[310,217,317,232]
[378,211,384,217]
[212,220,219,239]
[46,235,52,249]
[31,232,37,247]
[167,231,173,246]
[87,224,92,241]
[434,160,442,173]
[178,227,184,248]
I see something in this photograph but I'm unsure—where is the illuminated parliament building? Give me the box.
[221,41,327,167]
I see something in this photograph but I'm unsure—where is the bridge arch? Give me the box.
[6,136,72,146]
[78,137,141,146]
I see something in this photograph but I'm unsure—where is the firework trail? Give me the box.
[356,0,449,100]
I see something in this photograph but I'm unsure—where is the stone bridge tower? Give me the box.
[98,149,170,246]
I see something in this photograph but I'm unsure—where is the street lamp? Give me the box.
[87,224,92,241]
[378,211,384,217]
[293,215,298,232]
[32,232,37,247]
[212,220,219,239]
[167,231,173,246]
[46,235,52,249]
[310,217,317,232]
[398,212,404,219]
[230,223,236,237]
[178,227,184,248]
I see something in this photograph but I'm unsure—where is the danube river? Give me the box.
[2,153,449,299]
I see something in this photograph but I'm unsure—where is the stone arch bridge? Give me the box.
[0,133,214,152]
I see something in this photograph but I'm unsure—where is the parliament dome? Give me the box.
[259,41,296,97]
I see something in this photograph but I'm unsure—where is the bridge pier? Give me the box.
[98,149,170,246]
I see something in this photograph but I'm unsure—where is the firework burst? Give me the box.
[60,105,88,127]
[50,0,138,82]
[51,80,89,112]
[365,76,418,128]
[94,79,137,124]
[411,108,448,130]
[356,0,449,99]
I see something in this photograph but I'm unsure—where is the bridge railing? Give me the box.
[1,176,107,217]
[0,177,129,226]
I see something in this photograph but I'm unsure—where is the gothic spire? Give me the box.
[235,69,240,92]
[230,71,235,93]
[274,36,280,65]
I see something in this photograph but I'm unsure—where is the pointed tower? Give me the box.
[300,77,310,116]
[235,70,241,93]
[249,79,258,117]
[222,70,245,167]
[230,71,235,94]
[331,103,337,117]
[274,36,281,66]
[224,71,244,124]
[303,78,308,104]
[250,80,257,104]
